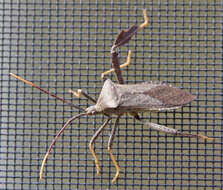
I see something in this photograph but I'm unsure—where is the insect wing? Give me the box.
[115,82,196,112]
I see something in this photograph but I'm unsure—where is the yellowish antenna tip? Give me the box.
[10,72,35,87]
[10,73,18,79]
[39,153,49,180]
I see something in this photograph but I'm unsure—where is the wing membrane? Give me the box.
[115,81,195,112]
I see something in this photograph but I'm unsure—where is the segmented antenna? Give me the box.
[10,73,85,111]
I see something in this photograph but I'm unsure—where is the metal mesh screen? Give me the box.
[1,1,222,189]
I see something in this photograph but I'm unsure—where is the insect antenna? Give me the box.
[39,112,87,179]
[10,73,85,111]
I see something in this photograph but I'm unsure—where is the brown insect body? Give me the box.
[87,78,196,115]
[10,10,211,184]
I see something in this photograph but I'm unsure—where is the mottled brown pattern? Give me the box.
[144,85,196,106]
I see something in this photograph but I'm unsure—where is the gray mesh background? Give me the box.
[1,1,222,189]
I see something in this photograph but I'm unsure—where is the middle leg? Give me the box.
[108,115,122,183]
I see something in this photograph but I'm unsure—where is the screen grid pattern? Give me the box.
[1,1,222,189]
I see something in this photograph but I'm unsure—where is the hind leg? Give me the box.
[107,115,121,183]
[102,10,148,84]
[101,50,131,80]
[137,118,212,140]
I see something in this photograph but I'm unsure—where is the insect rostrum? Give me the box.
[10,10,212,184]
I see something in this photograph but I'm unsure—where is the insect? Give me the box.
[10,10,211,183]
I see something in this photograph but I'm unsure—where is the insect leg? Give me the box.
[69,89,96,103]
[89,117,111,176]
[111,9,148,51]
[108,115,121,183]
[176,131,213,140]
[141,121,180,134]
[108,10,148,84]
[101,50,131,79]
[139,119,212,140]
[111,51,125,84]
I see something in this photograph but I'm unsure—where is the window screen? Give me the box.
[1,1,222,189]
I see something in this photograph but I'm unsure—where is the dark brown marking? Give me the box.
[113,25,139,49]
[144,85,196,106]
[112,52,124,84]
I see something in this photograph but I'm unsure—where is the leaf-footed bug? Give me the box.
[10,10,212,183]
